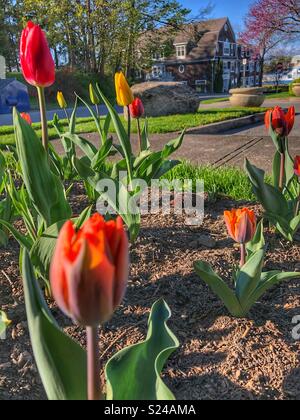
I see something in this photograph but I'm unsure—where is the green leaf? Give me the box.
[246,219,265,259]
[0,219,33,250]
[76,94,104,144]
[141,119,150,151]
[106,299,179,401]
[31,207,93,277]
[96,85,133,179]
[235,249,265,305]
[0,311,11,338]
[22,251,87,400]
[69,98,78,134]
[243,271,300,314]
[194,261,244,317]
[63,133,97,161]
[265,212,294,241]
[30,220,66,278]
[91,138,113,170]
[14,109,71,226]
[161,131,185,160]
[245,158,289,216]
[272,151,281,189]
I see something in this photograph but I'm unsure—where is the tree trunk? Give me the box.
[259,55,265,87]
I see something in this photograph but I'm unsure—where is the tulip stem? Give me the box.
[279,152,285,191]
[86,326,102,401]
[137,118,142,154]
[37,87,49,155]
[127,106,131,142]
[240,243,246,267]
[64,109,70,123]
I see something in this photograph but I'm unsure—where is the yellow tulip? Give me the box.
[89,83,100,105]
[57,91,67,109]
[115,71,134,107]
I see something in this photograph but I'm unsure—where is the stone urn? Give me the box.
[229,87,265,107]
[292,83,300,97]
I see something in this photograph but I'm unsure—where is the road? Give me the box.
[0,104,123,126]
[62,98,299,173]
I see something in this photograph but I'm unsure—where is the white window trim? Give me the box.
[175,43,187,59]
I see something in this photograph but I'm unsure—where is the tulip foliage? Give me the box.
[246,107,300,241]
[194,212,300,318]
[64,81,184,241]
[0,310,11,338]
[22,251,179,401]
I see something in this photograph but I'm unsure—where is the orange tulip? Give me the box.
[50,214,129,327]
[115,71,134,107]
[294,156,300,178]
[224,208,256,244]
[265,106,295,137]
[20,112,32,125]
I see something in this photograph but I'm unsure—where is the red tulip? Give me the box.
[224,208,256,244]
[50,214,129,327]
[294,156,300,178]
[129,97,145,119]
[20,21,55,88]
[265,106,295,137]
[20,112,32,125]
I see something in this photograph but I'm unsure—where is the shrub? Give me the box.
[289,78,300,95]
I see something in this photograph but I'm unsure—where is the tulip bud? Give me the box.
[294,156,300,178]
[57,91,67,109]
[115,71,134,107]
[20,112,32,126]
[129,97,145,119]
[89,84,100,105]
[224,208,256,244]
[265,106,295,137]
[20,21,55,88]
[50,214,129,327]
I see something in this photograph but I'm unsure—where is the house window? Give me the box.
[176,45,186,58]
[179,64,185,74]
[223,41,230,56]
[152,51,165,61]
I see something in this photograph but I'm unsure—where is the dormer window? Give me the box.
[223,39,230,56]
[176,44,187,59]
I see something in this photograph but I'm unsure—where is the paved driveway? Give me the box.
[0,104,122,126]
[53,98,300,173]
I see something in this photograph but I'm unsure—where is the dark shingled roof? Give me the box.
[166,17,230,62]
[173,18,228,45]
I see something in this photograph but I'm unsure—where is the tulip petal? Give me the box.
[66,236,116,326]
[113,218,129,307]
[20,22,55,88]
[50,221,75,317]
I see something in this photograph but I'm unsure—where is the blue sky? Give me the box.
[180,0,253,30]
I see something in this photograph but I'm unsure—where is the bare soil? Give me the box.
[0,185,300,400]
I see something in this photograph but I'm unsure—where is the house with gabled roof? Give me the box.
[142,17,261,93]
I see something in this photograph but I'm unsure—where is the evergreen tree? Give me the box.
[214,59,223,93]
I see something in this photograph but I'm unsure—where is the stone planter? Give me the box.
[229,87,265,108]
[292,83,300,97]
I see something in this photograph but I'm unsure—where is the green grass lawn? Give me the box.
[201,97,230,105]
[163,161,257,201]
[0,107,267,147]
[201,91,294,105]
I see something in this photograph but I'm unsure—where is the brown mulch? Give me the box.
[0,185,300,401]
